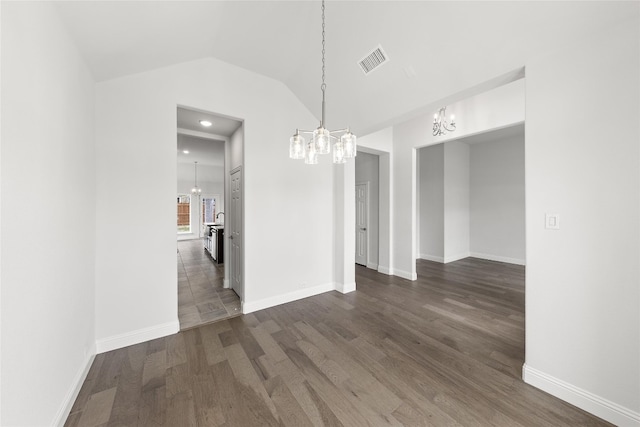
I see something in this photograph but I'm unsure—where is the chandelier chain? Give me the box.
[321,0,326,93]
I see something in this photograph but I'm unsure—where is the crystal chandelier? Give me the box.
[289,0,356,165]
[433,106,456,136]
[191,161,202,195]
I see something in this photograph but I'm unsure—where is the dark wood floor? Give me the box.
[65,258,610,426]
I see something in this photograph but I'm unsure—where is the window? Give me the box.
[177,195,191,233]
[202,197,216,224]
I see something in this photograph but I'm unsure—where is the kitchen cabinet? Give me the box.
[205,224,224,264]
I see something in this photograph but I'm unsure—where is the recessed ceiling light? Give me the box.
[199,120,212,127]
[183,150,189,154]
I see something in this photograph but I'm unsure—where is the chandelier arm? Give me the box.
[328,128,350,134]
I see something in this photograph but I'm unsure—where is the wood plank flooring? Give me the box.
[178,239,241,330]
[65,258,611,426]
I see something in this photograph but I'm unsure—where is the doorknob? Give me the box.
[360,227,367,231]
[229,235,234,240]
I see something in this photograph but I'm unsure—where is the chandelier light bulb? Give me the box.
[314,127,331,155]
[289,131,306,160]
[305,139,318,165]
[341,131,357,158]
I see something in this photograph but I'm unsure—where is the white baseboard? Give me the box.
[53,343,96,427]
[470,252,525,266]
[394,269,417,281]
[96,320,180,354]
[444,252,470,263]
[419,254,445,263]
[366,262,378,270]
[242,282,335,314]
[336,282,356,294]
[223,278,230,288]
[523,364,640,426]
[377,266,392,275]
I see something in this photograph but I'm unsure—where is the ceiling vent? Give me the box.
[358,45,389,75]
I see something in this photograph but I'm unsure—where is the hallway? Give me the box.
[178,239,241,330]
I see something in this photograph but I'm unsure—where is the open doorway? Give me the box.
[416,124,525,266]
[355,151,380,270]
[176,106,243,330]
[414,123,526,377]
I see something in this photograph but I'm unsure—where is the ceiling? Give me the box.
[177,107,242,138]
[176,107,236,165]
[177,134,225,166]
[54,1,637,135]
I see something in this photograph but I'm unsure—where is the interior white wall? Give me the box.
[1,3,96,425]
[95,57,333,346]
[443,141,470,262]
[178,163,224,187]
[470,135,525,264]
[355,152,379,269]
[418,144,445,261]
[333,161,356,294]
[230,126,243,170]
[358,128,393,275]
[523,16,639,425]
[392,79,526,280]
[0,1,3,421]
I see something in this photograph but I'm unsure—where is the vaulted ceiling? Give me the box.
[54,1,636,135]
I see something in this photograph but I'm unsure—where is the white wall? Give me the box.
[355,152,379,268]
[230,126,243,170]
[523,17,639,425]
[0,1,3,421]
[444,141,470,262]
[94,56,334,347]
[418,144,444,261]
[470,135,525,264]
[1,3,96,425]
[334,160,356,294]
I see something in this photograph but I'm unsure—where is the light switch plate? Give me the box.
[545,213,560,230]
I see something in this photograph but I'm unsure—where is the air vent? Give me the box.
[358,45,389,75]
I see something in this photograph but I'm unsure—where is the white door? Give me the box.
[229,167,243,299]
[355,182,368,266]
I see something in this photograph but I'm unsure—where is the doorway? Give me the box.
[175,106,243,330]
[355,150,381,270]
[416,124,525,266]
